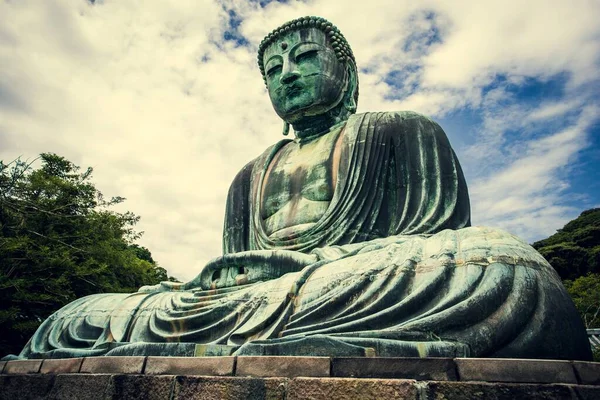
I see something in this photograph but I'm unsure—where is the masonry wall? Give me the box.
[1,356,599,399]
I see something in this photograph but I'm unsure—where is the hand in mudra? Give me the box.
[191,250,318,290]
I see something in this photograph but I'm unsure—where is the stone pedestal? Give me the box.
[1,357,598,399]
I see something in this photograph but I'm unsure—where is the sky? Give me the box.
[1,0,599,281]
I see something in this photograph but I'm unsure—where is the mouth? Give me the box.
[281,83,303,97]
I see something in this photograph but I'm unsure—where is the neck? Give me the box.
[291,106,351,141]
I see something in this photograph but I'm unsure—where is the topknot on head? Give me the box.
[257,16,356,85]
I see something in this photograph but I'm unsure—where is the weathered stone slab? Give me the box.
[173,375,288,400]
[106,374,175,400]
[286,377,418,400]
[47,374,111,400]
[145,356,234,376]
[80,356,146,374]
[236,356,329,377]
[331,357,457,380]
[0,374,55,399]
[573,361,600,385]
[424,381,577,399]
[455,358,577,384]
[3,359,42,374]
[40,358,83,374]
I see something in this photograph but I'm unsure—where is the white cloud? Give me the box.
[527,100,583,122]
[1,0,599,280]
[469,105,598,240]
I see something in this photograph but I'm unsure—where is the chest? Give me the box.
[261,132,341,219]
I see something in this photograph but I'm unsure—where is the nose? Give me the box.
[280,71,300,84]
[279,59,300,84]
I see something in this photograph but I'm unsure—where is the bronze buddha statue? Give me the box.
[9,16,591,361]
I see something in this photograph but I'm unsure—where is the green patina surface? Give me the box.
[5,16,592,361]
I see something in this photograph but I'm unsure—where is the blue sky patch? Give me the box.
[222,8,250,47]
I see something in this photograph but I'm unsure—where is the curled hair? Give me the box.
[258,17,355,77]
[257,16,359,108]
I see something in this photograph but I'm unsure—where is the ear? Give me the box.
[282,121,290,136]
[343,64,358,114]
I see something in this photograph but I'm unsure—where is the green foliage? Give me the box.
[533,208,600,339]
[0,154,169,356]
[563,274,600,329]
[533,208,600,280]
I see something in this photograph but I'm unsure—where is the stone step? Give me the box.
[1,357,599,399]
[1,374,599,400]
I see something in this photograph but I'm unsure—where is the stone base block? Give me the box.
[80,356,145,374]
[573,361,600,385]
[174,376,288,400]
[0,374,55,400]
[455,358,578,384]
[237,356,330,378]
[286,377,417,400]
[4,359,42,374]
[145,356,234,376]
[107,374,175,400]
[48,374,112,400]
[332,357,457,380]
[40,358,83,374]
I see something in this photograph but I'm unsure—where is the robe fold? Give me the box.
[11,112,592,361]
[224,111,471,254]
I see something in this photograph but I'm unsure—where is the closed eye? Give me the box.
[295,49,318,62]
[266,65,282,76]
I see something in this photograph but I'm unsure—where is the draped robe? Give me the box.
[12,112,592,360]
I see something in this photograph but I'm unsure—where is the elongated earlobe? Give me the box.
[282,121,290,136]
[344,65,358,114]
[345,95,357,114]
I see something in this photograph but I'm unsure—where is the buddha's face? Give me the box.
[263,28,348,124]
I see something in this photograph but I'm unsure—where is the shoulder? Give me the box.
[352,111,449,142]
[228,139,292,194]
[354,110,439,127]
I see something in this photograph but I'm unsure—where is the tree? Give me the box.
[563,273,600,329]
[532,208,600,280]
[532,208,600,325]
[533,208,600,360]
[0,154,169,356]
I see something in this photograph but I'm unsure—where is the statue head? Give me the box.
[258,16,359,137]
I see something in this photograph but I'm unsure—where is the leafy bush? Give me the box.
[533,208,600,280]
[0,154,169,356]
[563,273,600,329]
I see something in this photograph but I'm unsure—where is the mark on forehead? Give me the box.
[265,27,324,58]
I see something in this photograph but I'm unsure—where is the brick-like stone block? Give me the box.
[80,356,146,374]
[0,374,55,400]
[332,357,457,380]
[3,359,42,374]
[105,374,175,400]
[47,374,112,400]
[236,356,329,377]
[286,377,417,400]
[40,358,83,374]
[145,356,234,376]
[573,361,600,385]
[424,381,577,399]
[173,375,288,400]
[574,384,600,400]
[455,358,577,384]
